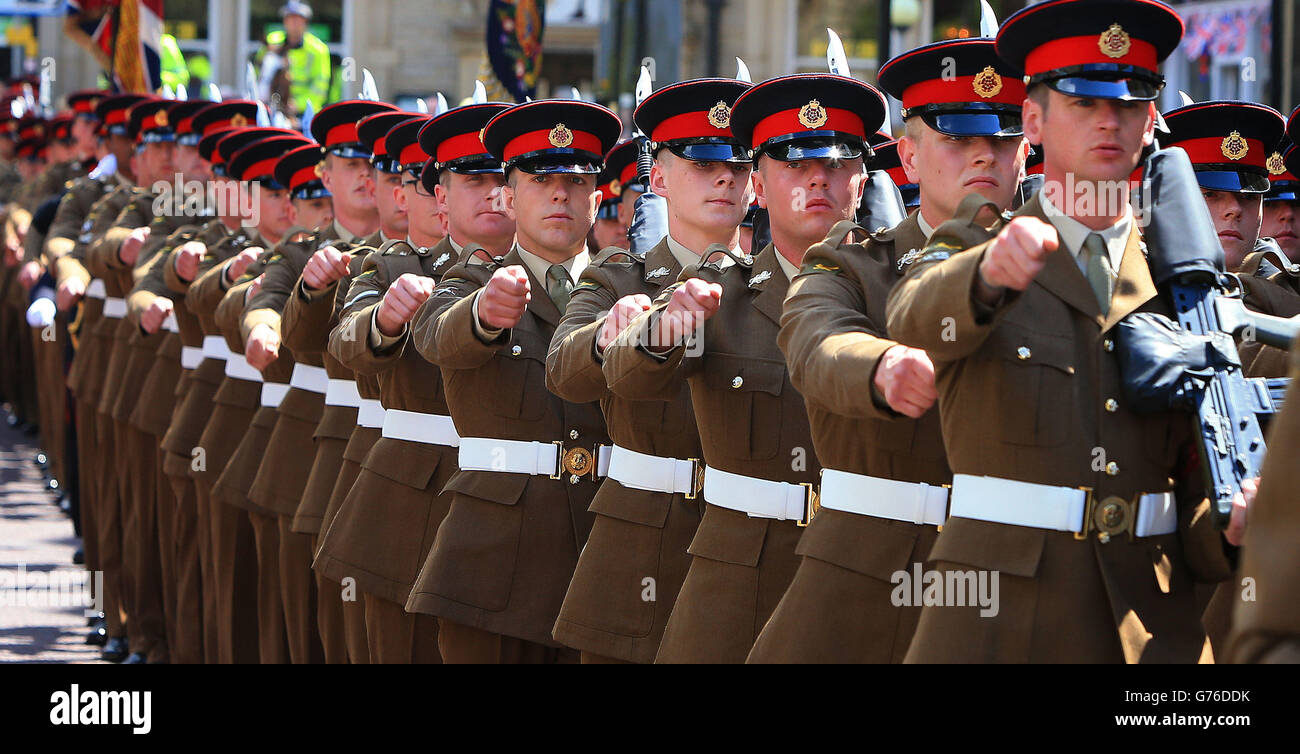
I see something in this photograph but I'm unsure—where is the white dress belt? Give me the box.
[86,278,107,299]
[606,444,700,497]
[703,465,817,526]
[458,437,611,479]
[260,382,290,408]
[224,354,263,382]
[324,378,362,408]
[162,313,179,333]
[102,297,127,318]
[819,468,949,527]
[381,409,461,447]
[356,399,386,429]
[201,335,231,361]
[950,474,1177,539]
[289,363,329,394]
[180,346,204,370]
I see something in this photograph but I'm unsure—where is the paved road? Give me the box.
[0,415,103,663]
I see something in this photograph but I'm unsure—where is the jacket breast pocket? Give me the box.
[990,327,1076,448]
[701,353,786,461]
[484,329,550,421]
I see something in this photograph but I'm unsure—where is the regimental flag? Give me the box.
[79,0,164,94]
[485,0,545,103]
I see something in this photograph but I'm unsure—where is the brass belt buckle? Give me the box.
[1076,487,1135,543]
[560,444,595,478]
[685,458,703,500]
[797,482,819,527]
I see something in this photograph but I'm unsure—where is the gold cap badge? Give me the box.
[1267,151,1286,175]
[313,161,325,178]
[1221,130,1248,161]
[798,99,828,129]
[973,66,1003,99]
[548,123,574,148]
[230,113,249,128]
[707,100,732,129]
[154,108,168,127]
[609,177,622,196]
[1098,23,1132,59]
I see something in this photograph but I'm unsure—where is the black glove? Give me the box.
[1115,311,1241,412]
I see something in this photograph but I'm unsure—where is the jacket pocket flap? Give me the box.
[703,353,786,396]
[927,515,1046,578]
[795,511,920,581]
[686,505,768,566]
[441,468,530,505]
[993,327,1076,374]
[589,483,672,528]
[364,439,445,490]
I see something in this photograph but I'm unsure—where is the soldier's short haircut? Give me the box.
[1026,84,1050,114]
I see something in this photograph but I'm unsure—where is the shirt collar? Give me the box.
[772,247,801,281]
[516,243,589,286]
[1040,187,1131,272]
[332,219,357,244]
[915,208,936,240]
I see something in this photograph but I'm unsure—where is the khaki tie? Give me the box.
[546,263,574,314]
[1081,233,1115,315]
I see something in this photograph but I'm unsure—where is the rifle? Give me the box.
[1123,147,1299,528]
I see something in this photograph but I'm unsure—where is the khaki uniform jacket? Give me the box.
[546,238,705,663]
[65,183,135,404]
[884,194,1232,663]
[321,236,460,604]
[407,248,608,646]
[602,244,819,663]
[1227,335,1300,663]
[750,214,946,663]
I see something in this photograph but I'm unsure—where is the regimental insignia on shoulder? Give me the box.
[357,269,377,279]
[708,100,732,129]
[802,261,841,276]
[1221,131,1248,161]
[973,66,1003,99]
[646,265,671,279]
[1267,151,1287,175]
[748,269,772,287]
[798,99,828,129]
[549,123,574,148]
[1098,23,1131,59]
[573,280,602,293]
[267,253,283,264]
[431,251,451,269]
[433,277,468,296]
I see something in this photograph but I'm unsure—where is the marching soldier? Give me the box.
[1260,136,1297,262]
[547,77,751,663]
[327,102,513,663]
[885,0,1234,663]
[588,139,637,252]
[187,124,301,664]
[237,98,396,664]
[602,72,886,662]
[750,37,1028,663]
[407,99,620,662]
[287,109,415,664]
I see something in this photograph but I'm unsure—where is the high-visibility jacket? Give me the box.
[257,29,332,114]
[160,33,190,91]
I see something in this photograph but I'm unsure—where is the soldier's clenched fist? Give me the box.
[245,320,280,370]
[302,245,352,290]
[119,225,151,265]
[874,344,937,419]
[477,265,531,330]
[173,240,205,282]
[977,216,1059,299]
[597,293,652,352]
[141,297,175,334]
[56,277,85,312]
[225,246,262,284]
[651,278,722,353]
[377,273,436,336]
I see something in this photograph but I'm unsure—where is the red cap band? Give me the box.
[435,131,489,164]
[1024,34,1158,78]
[290,165,321,193]
[901,74,1026,110]
[650,110,734,143]
[325,121,360,148]
[1173,136,1268,169]
[398,141,428,167]
[503,127,604,163]
[751,106,865,149]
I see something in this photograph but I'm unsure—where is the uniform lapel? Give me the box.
[1102,227,1156,332]
[748,244,788,327]
[1020,196,1104,322]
